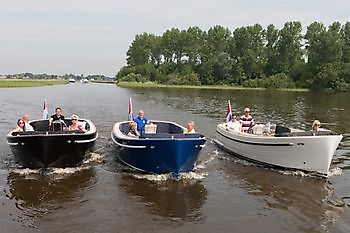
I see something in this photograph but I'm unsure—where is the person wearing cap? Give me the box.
[68,114,86,132]
[127,122,140,137]
[240,107,254,132]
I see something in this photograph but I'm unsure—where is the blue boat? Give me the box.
[111,120,206,176]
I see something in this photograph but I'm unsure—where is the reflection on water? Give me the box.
[220,158,344,232]
[0,84,350,232]
[119,174,207,221]
[7,167,96,211]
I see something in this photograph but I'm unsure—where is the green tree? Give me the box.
[264,24,279,76]
[275,21,303,76]
[232,24,266,80]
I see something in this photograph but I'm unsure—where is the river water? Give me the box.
[0,83,349,233]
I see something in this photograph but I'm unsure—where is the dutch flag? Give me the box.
[42,99,48,120]
[128,97,134,121]
[226,100,232,125]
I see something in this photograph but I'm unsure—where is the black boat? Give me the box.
[6,119,98,168]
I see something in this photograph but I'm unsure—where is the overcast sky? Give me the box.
[0,0,349,77]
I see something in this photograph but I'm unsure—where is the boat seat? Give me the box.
[275,125,291,134]
[119,122,184,135]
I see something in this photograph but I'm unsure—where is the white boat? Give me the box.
[214,123,343,176]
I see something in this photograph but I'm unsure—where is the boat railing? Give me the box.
[275,130,338,137]
[11,130,84,136]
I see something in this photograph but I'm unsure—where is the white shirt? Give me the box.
[24,121,34,131]
[228,121,241,132]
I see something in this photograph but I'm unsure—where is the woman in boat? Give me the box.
[68,114,86,132]
[14,119,25,132]
[311,120,321,133]
[240,107,255,133]
[184,121,196,134]
[127,122,140,137]
[227,114,242,132]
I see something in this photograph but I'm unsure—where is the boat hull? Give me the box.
[111,121,206,175]
[215,123,342,175]
[6,119,97,168]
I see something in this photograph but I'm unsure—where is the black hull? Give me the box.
[7,119,97,168]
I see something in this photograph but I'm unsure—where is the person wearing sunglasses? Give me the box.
[68,114,86,132]
[311,120,321,133]
[240,107,255,133]
[14,119,25,132]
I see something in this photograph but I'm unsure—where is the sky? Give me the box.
[0,0,349,77]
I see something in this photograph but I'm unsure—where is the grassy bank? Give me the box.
[0,79,68,88]
[91,80,115,84]
[117,81,310,92]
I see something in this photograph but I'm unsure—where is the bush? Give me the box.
[118,73,148,83]
[162,72,201,85]
[242,73,296,89]
[116,64,159,82]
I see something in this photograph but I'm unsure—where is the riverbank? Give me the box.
[117,81,310,92]
[91,80,115,84]
[0,79,68,88]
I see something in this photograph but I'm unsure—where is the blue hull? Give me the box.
[111,121,206,175]
[114,138,205,175]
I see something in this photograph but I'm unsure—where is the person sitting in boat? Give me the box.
[240,107,255,133]
[14,119,25,132]
[127,122,140,137]
[134,110,148,134]
[184,121,196,134]
[311,120,321,134]
[227,114,242,132]
[49,107,65,126]
[22,114,34,131]
[68,114,86,132]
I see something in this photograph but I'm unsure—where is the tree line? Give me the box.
[5,73,112,81]
[116,21,350,91]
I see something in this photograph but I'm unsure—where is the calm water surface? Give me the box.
[0,83,349,233]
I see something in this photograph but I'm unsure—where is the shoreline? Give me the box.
[0,79,68,88]
[116,81,310,92]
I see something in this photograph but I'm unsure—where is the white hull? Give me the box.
[215,123,342,175]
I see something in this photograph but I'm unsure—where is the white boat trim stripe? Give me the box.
[217,130,294,147]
